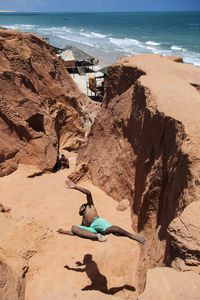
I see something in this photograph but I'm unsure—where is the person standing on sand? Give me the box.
[58,178,146,244]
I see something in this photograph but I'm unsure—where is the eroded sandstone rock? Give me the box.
[76,53,200,288]
[167,201,200,272]
[137,267,200,300]
[116,199,130,211]
[0,29,97,176]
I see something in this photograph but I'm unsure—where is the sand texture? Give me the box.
[0,153,140,299]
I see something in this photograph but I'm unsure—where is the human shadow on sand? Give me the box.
[64,254,135,295]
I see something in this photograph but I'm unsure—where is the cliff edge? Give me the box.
[76,54,200,288]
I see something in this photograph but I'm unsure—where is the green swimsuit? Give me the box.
[77,217,111,235]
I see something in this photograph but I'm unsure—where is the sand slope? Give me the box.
[0,153,140,299]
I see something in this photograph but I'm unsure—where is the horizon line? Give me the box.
[0,9,200,13]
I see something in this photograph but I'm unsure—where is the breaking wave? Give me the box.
[2,22,200,68]
[146,41,161,46]
[171,45,185,51]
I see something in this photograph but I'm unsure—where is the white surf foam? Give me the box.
[57,34,95,48]
[109,37,146,54]
[90,31,109,38]
[4,24,38,30]
[171,45,185,51]
[3,23,200,68]
[80,31,109,39]
[146,41,161,46]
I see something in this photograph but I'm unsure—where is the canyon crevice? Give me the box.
[76,54,200,289]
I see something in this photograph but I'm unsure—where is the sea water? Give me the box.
[0,11,200,66]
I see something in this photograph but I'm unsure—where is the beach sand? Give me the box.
[54,37,124,67]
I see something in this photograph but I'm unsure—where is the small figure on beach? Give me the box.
[58,178,146,244]
[53,153,69,173]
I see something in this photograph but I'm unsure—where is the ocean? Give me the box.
[0,11,200,66]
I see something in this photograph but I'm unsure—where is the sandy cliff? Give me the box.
[76,54,200,288]
[0,29,98,176]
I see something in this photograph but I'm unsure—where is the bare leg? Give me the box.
[57,228,74,235]
[105,226,146,245]
[58,226,106,242]
[72,225,97,240]
[72,226,107,242]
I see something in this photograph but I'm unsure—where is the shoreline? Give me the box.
[0,11,200,68]
[48,36,127,67]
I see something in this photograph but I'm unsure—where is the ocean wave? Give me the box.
[2,22,200,68]
[80,32,93,38]
[108,37,172,56]
[146,41,161,46]
[80,31,109,39]
[4,24,38,30]
[90,32,109,38]
[37,26,72,34]
[146,46,160,54]
[109,37,146,53]
[182,52,200,67]
[171,45,185,51]
[57,34,96,48]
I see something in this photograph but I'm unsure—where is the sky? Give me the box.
[0,0,200,12]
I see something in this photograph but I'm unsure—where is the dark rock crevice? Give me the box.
[26,113,45,133]
[104,64,145,105]
[76,55,200,293]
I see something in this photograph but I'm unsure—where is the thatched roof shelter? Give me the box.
[60,46,94,63]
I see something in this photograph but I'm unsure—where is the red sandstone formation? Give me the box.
[167,201,200,272]
[0,29,98,176]
[76,53,200,288]
[137,267,200,300]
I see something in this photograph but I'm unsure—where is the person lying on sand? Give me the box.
[58,179,146,244]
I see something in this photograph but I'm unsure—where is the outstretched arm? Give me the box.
[65,178,94,205]
[64,265,86,272]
